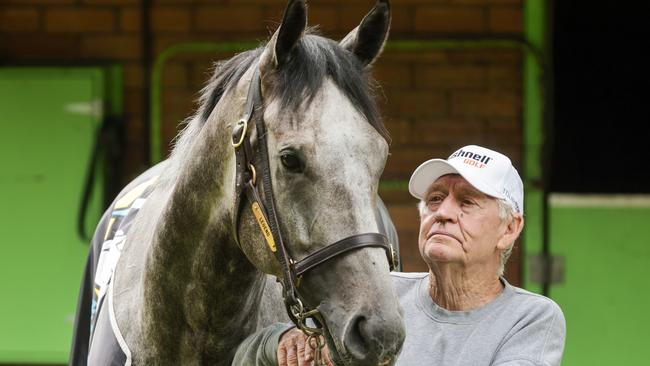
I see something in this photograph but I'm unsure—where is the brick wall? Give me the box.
[0,0,523,281]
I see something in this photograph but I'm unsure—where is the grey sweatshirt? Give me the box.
[232,273,566,366]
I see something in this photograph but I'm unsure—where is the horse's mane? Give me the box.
[170,30,390,169]
[207,29,389,138]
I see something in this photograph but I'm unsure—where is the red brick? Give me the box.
[447,49,522,64]
[382,48,448,64]
[81,0,138,4]
[389,0,449,3]
[397,235,429,272]
[339,5,376,32]
[122,63,143,88]
[384,91,447,119]
[487,65,521,91]
[451,91,519,117]
[309,6,339,32]
[1,35,81,60]
[337,4,411,36]
[161,89,197,120]
[237,0,295,3]
[2,0,73,3]
[151,34,242,57]
[451,0,521,4]
[485,117,522,146]
[195,6,264,32]
[119,7,140,32]
[261,4,285,31]
[81,35,141,60]
[0,8,40,32]
[488,6,522,33]
[387,204,420,234]
[414,7,486,33]
[189,59,216,88]
[162,62,189,88]
[162,113,189,151]
[415,65,487,90]
[45,8,115,33]
[377,189,413,208]
[155,0,233,3]
[410,117,486,146]
[152,6,191,32]
[383,118,411,146]
[388,6,414,35]
[505,242,522,286]
[122,134,148,182]
[384,147,450,178]
[124,88,144,117]
[373,63,412,90]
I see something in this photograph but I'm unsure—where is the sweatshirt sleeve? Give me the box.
[232,323,294,366]
[493,299,567,366]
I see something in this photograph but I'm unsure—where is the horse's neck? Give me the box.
[138,118,267,363]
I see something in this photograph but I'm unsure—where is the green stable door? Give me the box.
[547,195,650,365]
[0,68,119,363]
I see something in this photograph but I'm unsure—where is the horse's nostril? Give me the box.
[344,315,370,360]
[341,312,405,365]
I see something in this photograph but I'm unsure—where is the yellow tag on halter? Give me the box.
[252,202,277,252]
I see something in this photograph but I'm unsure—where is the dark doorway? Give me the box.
[551,2,650,193]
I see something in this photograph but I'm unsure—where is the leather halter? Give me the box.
[231,65,397,334]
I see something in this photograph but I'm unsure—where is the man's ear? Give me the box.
[497,214,524,251]
[340,0,391,67]
[259,0,307,76]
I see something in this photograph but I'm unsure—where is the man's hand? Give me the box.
[277,328,334,366]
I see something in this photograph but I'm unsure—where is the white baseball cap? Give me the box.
[408,145,524,213]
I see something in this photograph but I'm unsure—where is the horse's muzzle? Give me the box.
[321,302,405,366]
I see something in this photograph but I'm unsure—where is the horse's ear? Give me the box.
[340,0,391,67]
[260,0,307,73]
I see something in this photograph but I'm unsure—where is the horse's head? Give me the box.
[227,0,404,364]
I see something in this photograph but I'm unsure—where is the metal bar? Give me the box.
[523,0,550,294]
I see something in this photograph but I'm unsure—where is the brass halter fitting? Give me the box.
[290,298,324,336]
[231,119,248,148]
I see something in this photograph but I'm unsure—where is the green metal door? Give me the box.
[0,68,111,363]
[547,195,650,365]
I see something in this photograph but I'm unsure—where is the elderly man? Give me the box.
[234,145,566,366]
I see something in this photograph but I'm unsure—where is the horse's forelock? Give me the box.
[268,32,391,144]
[194,30,390,144]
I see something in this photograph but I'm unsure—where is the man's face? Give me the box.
[418,174,510,271]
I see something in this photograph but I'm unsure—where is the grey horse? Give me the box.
[69,1,404,365]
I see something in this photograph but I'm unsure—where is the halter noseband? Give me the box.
[230,65,397,335]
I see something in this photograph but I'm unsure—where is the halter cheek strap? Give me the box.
[231,65,397,335]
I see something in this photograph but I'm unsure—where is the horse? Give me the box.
[69,1,405,365]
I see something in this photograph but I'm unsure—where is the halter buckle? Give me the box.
[231,119,248,148]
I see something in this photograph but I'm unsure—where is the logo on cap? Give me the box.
[450,148,493,169]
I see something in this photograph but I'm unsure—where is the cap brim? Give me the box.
[408,159,506,201]
[408,159,458,199]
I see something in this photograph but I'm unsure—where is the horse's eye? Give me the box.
[280,152,303,172]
